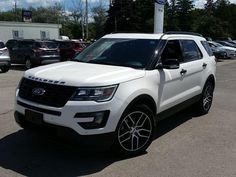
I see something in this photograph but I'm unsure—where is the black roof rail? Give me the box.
[165,31,203,37]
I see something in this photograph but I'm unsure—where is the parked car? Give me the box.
[208,41,236,58]
[216,41,236,48]
[6,39,60,69]
[211,47,228,59]
[14,32,216,156]
[53,40,86,61]
[0,41,10,73]
[206,41,227,59]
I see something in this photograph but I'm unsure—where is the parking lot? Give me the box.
[0,60,236,177]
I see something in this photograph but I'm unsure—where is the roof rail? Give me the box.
[165,31,203,37]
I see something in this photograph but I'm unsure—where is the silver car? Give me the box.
[0,41,10,73]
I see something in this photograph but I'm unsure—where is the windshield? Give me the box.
[39,42,58,49]
[73,38,159,69]
[212,42,223,47]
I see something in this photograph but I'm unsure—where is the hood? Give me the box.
[220,46,236,51]
[24,61,145,87]
[212,47,226,52]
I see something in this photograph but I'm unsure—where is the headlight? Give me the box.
[70,85,118,102]
[226,49,235,52]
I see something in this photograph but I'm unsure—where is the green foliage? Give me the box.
[91,5,107,39]
[105,0,154,33]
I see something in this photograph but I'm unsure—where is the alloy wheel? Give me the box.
[203,84,213,111]
[118,111,152,152]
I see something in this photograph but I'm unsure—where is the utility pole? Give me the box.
[85,0,88,40]
[82,14,85,40]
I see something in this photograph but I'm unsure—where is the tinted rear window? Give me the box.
[180,40,203,62]
[0,42,5,48]
[201,41,214,56]
[38,42,58,49]
[60,42,74,48]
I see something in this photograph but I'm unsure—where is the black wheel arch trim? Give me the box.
[205,74,215,90]
[125,94,157,115]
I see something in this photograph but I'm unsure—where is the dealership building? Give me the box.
[0,21,62,43]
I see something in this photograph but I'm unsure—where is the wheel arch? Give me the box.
[205,74,215,89]
[123,94,157,117]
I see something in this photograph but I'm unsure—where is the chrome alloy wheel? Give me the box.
[118,111,152,152]
[203,84,213,111]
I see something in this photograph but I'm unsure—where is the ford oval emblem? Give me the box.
[155,0,166,5]
[32,88,46,96]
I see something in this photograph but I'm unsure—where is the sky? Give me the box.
[0,0,109,12]
[0,0,236,12]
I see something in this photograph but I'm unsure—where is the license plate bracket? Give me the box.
[25,109,43,125]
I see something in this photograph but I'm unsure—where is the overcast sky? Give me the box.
[0,0,235,12]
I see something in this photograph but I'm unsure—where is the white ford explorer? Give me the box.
[14,32,216,156]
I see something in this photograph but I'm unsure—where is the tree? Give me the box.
[105,0,154,33]
[91,3,107,39]
[176,0,194,31]
[165,0,180,31]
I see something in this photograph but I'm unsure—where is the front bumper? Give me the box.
[214,51,228,59]
[32,56,60,65]
[14,111,115,147]
[15,89,127,136]
[0,57,10,66]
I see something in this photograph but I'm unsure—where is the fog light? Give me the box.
[74,111,110,129]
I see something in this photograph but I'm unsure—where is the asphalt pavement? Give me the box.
[0,61,236,177]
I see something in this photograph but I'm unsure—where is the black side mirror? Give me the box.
[156,59,180,69]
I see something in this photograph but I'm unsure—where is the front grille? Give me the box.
[19,78,76,107]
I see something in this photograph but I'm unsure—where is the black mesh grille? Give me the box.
[19,78,76,107]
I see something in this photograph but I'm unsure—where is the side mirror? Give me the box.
[156,59,180,69]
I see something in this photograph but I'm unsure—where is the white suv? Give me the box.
[14,32,216,156]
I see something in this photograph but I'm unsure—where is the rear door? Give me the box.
[159,39,204,112]
[179,39,204,99]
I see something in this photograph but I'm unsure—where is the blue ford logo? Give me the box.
[32,88,46,96]
[155,0,166,5]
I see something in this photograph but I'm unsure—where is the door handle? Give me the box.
[180,69,187,75]
[202,63,207,68]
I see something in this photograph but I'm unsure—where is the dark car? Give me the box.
[6,39,60,69]
[53,40,86,61]
[211,47,228,59]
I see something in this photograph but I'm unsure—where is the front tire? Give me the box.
[112,104,155,156]
[25,59,32,69]
[195,81,214,115]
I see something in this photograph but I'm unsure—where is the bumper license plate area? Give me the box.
[25,109,43,125]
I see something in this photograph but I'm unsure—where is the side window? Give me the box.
[201,41,214,56]
[18,41,25,49]
[60,42,73,49]
[12,30,19,39]
[161,40,183,63]
[40,31,46,40]
[180,40,203,62]
[34,42,41,48]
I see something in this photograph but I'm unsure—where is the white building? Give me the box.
[0,21,62,43]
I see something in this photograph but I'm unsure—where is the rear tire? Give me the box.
[1,65,10,73]
[194,81,214,115]
[112,104,155,156]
